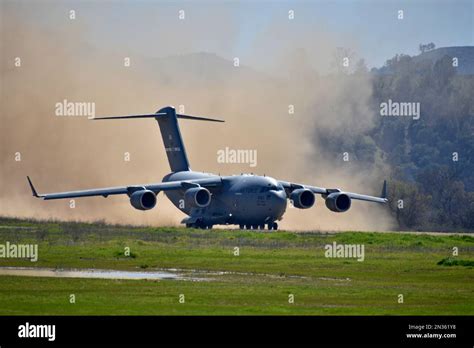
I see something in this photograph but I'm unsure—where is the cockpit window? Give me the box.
[263,184,283,192]
[258,182,284,193]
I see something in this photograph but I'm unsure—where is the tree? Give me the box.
[387,180,432,230]
[419,42,436,54]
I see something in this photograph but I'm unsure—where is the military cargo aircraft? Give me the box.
[27,106,387,230]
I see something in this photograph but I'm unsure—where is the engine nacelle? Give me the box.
[130,190,157,211]
[290,189,315,209]
[325,192,351,212]
[184,187,211,208]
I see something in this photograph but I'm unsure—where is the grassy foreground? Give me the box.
[0,217,472,315]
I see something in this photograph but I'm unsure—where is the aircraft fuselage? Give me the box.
[163,171,287,228]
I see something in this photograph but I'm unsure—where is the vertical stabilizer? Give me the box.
[155,106,190,172]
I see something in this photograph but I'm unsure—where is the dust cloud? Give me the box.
[0,2,394,231]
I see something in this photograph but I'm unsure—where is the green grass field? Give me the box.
[0,217,472,315]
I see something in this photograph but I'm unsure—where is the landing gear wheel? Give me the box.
[245,224,250,230]
[268,222,278,230]
[239,225,244,230]
[259,224,265,230]
[191,221,208,229]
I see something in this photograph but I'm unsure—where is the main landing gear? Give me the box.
[238,222,278,230]
[268,222,278,230]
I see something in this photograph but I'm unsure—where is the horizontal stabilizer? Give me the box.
[92,113,166,120]
[92,113,224,122]
[177,114,224,123]
[91,106,224,172]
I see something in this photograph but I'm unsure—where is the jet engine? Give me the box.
[184,187,211,208]
[325,192,351,212]
[130,190,157,210]
[290,188,315,209]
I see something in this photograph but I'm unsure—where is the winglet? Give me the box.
[27,176,41,198]
[381,180,387,200]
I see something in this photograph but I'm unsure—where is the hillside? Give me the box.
[376,46,474,75]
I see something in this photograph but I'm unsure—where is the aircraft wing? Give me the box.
[26,176,222,200]
[278,179,388,204]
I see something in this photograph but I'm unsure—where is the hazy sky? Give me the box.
[15,0,472,70]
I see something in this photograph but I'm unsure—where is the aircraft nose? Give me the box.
[270,190,287,217]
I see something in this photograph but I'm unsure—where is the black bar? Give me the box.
[0,316,472,345]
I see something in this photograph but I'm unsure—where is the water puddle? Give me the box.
[0,267,207,281]
[318,276,351,282]
[166,268,309,280]
[0,267,350,283]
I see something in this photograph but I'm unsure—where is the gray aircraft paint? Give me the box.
[156,106,190,172]
[27,106,387,230]
[163,171,287,226]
